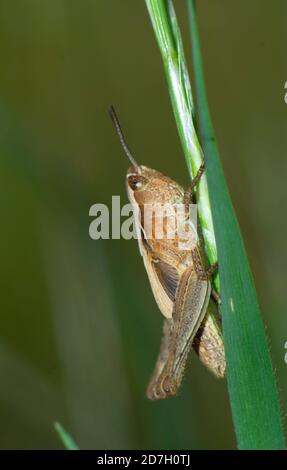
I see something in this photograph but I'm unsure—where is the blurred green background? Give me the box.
[0,0,286,449]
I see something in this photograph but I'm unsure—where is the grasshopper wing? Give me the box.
[139,238,179,319]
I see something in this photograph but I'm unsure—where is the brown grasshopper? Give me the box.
[109,106,225,400]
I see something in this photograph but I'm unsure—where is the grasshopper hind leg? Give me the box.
[147,266,211,400]
[146,318,173,400]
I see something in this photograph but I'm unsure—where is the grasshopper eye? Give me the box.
[128,174,148,191]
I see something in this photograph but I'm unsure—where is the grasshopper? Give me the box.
[110,106,225,400]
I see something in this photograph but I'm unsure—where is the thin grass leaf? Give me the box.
[54,422,79,450]
[145,0,285,449]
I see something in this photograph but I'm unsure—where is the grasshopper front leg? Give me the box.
[184,162,205,213]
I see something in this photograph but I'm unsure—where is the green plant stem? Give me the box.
[145,0,218,288]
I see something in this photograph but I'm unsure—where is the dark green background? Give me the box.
[0,0,286,449]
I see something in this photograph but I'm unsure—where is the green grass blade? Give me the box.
[187,0,285,449]
[145,0,285,449]
[54,422,79,450]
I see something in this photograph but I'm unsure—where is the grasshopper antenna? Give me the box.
[109,106,141,172]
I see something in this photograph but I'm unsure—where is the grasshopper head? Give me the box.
[109,106,184,205]
[126,165,183,207]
